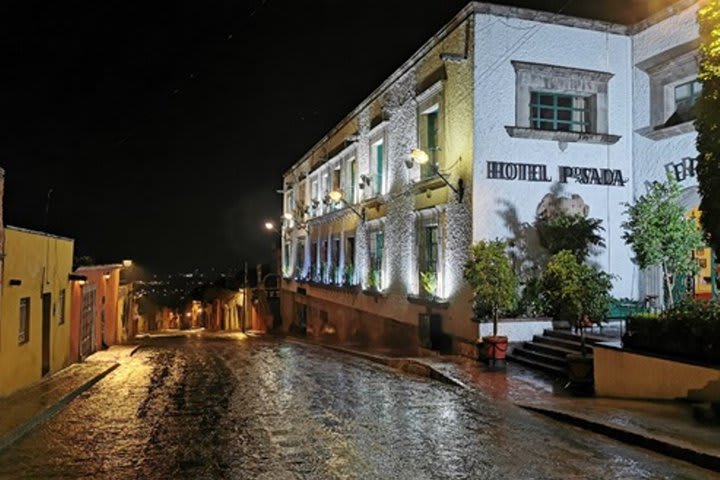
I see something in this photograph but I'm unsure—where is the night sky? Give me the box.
[2,0,675,274]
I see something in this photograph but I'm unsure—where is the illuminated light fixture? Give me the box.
[264,221,275,231]
[328,189,343,202]
[283,212,293,221]
[186,312,191,317]
[327,189,365,222]
[410,148,429,165]
[406,148,465,203]
[103,273,111,280]
[197,308,203,314]
[122,259,133,268]
[78,280,87,286]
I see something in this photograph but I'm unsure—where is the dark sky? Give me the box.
[1,0,674,274]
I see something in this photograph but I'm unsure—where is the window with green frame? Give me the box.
[674,79,702,121]
[373,140,384,196]
[369,230,384,288]
[348,158,356,203]
[530,92,591,133]
[421,225,439,273]
[419,104,440,179]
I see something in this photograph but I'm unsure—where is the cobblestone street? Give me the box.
[0,334,716,479]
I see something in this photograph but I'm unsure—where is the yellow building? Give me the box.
[0,226,74,397]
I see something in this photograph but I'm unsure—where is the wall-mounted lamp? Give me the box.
[359,174,372,190]
[406,149,465,202]
[282,212,293,221]
[122,259,133,268]
[103,273,111,280]
[328,189,365,222]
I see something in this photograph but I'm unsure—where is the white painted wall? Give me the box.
[472,13,636,298]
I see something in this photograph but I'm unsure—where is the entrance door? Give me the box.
[41,293,51,376]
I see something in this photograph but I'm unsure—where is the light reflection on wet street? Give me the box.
[0,335,716,479]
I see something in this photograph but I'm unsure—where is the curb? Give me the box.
[518,404,720,473]
[286,338,468,390]
[0,363,119,455]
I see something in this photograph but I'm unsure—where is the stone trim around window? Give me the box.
[505,126,621,145]
[508,61,616,144]
[635,39,699,139]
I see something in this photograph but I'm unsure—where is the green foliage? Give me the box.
[624,299,720,363]
[367,268,381,290]
[463,240,518,332]
[343,264,355,286]
[622,178,705,307]
[539,250,613,327]
[697,1,720,253]
[536,212,605,262]
[420,271,437,297]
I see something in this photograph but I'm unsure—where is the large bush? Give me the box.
[539,250,613,328]
[697,0,720,253]
[624,299,720,364]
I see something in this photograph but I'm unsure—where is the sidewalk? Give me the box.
[295,337,720,472]
[0,344,139,453]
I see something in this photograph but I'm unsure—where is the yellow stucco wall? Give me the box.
[594,344,720,401]
[0,227,74,397]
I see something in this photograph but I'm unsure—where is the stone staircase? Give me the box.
[508,329,612,377]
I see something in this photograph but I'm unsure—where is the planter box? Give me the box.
[594,341,720,401]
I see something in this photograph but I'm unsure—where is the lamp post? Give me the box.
[263,220,282,278]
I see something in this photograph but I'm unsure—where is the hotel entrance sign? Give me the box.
[487,161,625,187]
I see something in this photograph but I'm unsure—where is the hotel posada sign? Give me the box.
[487,161,626,187]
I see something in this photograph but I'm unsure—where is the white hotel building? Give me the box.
[279,0,708,356]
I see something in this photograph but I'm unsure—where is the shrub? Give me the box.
[539,250,614,328]
[624,299,720,363]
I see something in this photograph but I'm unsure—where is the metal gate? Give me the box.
[80,284,96,359]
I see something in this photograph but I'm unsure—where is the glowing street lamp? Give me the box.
[410,148,430,165]
[264,221,275,231]
[327,189,364,222]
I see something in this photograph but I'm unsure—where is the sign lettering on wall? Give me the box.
[665,157,697,184]
[487,161,626,187]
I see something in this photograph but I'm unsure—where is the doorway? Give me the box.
[42,293,52,376]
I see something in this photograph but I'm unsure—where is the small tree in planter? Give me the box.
[420,271,438,299]
[539,250,613,392]
[463,239,518,368]
[622,178,705,308]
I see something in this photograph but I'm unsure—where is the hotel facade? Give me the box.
[279,0,710,355]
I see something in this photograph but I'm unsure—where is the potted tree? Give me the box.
[539,250,613,393]
[463,239,518,369]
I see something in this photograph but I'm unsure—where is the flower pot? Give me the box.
[566,353,594,396]
[480,335,508,370]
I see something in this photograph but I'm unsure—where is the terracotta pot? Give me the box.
[482,336,509,359]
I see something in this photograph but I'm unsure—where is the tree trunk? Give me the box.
[493,307,498,337]
[663,262,674,308]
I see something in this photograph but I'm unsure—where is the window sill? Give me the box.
[307,281,361,293]
[635,121,695,141]
[412,175,445,193]
[505,126,621,145]
[362,288,386,298]
[406,294,449,309]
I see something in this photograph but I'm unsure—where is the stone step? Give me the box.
[543,329,612,345]
[512,347,568,368]
[507,353,567,376]
[533,335,586,353]
[523,340,578,359]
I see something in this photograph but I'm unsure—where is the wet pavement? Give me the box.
[0,334,717,479]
